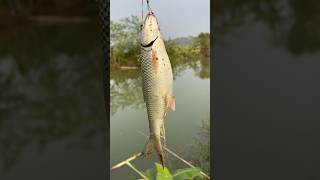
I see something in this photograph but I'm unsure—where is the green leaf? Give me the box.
[144,167,157,180]
[155,163,173,180]
[172,168,201,180]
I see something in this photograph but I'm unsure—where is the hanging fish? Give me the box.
[140,12,175,168]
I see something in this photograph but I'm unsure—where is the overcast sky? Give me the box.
[110,0,210,38]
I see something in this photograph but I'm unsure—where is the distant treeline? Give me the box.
[110,15,210,69]
[0,0,98,16]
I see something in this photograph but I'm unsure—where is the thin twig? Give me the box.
[126,161,148,179]
[111,152,144,171]
[165,148,210,179]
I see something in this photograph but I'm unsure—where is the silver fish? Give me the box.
[140,12,175,167]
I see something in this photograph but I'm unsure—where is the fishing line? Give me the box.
[146,0,153,14]
[141,0,144,23]
[141,0,153,24]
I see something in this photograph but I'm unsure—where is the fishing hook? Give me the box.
[146,0,153,14]
[141,0,154,29]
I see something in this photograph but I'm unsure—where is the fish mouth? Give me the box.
[144,12,155,22]
[141,36,158,48]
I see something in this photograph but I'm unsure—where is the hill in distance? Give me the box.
[172,36,194,46]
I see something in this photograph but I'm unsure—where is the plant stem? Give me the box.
[126,161,149,180]
[111,152,144,171]
[165,148,210,179]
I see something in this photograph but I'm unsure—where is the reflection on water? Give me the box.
[214,0,320,180]
[0,23,107,179]
[110,69,143,115]
[189,119,210,175]
[213,0,320,55]
[110,54,210,179]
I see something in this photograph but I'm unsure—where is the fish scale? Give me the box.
[141,47,164,121]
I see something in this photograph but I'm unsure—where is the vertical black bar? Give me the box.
[211,0,216,179]
[210,0,216,180]
[98,0,110,178]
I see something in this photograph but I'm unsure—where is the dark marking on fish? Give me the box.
[152,49,159,73]
[141,36,158,48]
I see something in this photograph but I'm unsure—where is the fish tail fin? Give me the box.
[154,134,165,168]
[144,134,165,168]
[144,136,155,158]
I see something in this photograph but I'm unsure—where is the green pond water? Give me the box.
[110,58,210,179]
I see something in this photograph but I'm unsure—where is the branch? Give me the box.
[111,152,144,171]
[126,161,148,179]
[111,152,148,179]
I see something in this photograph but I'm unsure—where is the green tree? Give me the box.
[193,33,210,58]
[110,15,141,67]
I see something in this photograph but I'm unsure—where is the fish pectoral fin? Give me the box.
[169,95,175,112]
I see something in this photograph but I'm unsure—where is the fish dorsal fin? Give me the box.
[169,95,175,112]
